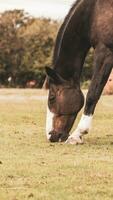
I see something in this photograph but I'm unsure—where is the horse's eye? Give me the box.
[49,95,56,102]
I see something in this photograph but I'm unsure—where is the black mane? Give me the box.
[52,0,82,66]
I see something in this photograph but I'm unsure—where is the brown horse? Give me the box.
[45,0,113,144]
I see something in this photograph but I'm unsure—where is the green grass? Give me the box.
[0,89,113,200]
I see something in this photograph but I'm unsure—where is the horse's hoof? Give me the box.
[65,136,84,145]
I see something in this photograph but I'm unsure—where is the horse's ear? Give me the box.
[42,78,49,89]
[45,67,65,84]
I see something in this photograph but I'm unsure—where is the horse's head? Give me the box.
[45,67,84,142]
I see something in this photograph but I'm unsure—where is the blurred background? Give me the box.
[0,0,93,88]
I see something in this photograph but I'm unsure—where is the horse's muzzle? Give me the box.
[49,131,69,142]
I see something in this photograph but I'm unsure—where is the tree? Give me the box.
[18,18,59,87]
[0,10,28,86]
[0,10,59,87]
[0,9,93,88]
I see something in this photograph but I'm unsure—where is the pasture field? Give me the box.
[0,89,113,200]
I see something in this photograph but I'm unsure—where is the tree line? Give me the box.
[0,10,93,88]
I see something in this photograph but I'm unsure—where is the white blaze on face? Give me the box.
[46,106,54,140]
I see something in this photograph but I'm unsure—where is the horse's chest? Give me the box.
[90,4,113,46]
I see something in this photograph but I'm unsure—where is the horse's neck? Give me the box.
[55,45,90,82]
[53,0,95,80]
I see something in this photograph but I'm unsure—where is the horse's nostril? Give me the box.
[49,135,60,143]
[49,131,61,143]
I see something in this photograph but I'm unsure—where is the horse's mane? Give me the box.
[53,0,83,66]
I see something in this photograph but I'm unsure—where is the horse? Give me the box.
[45,0,113,144]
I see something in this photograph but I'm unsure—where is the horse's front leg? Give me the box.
[66,44,113,144]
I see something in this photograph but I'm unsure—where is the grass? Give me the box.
[0,89,113,200]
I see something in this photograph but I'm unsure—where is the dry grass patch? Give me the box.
[0,89,113,200]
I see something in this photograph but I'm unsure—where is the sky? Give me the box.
[0,0,74,19]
